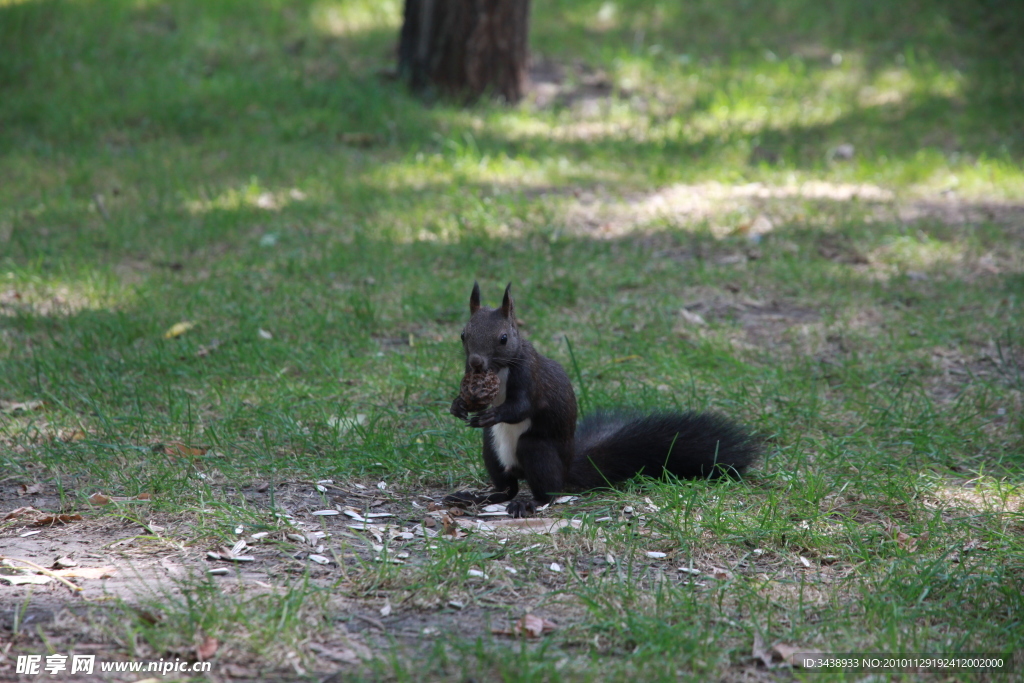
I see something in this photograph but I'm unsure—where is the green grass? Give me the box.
[1,0,1023,680]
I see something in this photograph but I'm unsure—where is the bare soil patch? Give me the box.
[0,481,599,681]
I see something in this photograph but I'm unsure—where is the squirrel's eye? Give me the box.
[460,330,465,341]
[500,334,508,345]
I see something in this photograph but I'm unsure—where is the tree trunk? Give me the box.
[398,0,530,104]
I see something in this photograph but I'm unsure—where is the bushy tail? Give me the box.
[567,410,760,491]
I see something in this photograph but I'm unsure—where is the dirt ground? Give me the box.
[0,479,592,682]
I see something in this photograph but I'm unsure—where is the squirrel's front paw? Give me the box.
[505,499,537,518]
[468,408,499,428]
[449,396,470,421]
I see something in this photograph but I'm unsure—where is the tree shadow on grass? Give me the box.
[2,0,1021,164]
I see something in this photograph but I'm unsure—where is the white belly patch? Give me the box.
[489,419,531,471]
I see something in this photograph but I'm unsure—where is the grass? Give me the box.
[1,0,1022,681]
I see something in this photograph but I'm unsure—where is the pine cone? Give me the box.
[459,371,500,412]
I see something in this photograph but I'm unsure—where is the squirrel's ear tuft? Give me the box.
[501,282,514,319]
[470,281,481,314]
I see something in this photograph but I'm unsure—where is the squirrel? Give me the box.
[446,282,760,518]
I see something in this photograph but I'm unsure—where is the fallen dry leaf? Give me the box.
[88,493,111,505]
[196,636,219,662]
[678,308,707,327]
[0,399,44,414]
[767,643,825,667]
[493,614,558,638]
[51,566,116,579]
[164,321,196,339]
[32,514,83,526]
[153,441,208,457]
[51,557,78,569]
[60,429,88,442]
[771,643,801,664]
[3,506,41,520]
[18,483,44,496]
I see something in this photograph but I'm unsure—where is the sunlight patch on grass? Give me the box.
[309,0,401,37]
[589,2,621,31]
[927,479,1023,514]
[562,180,894,238]
[508,53,966,154]
[0,272,136,319]
[183,178,310,215]
[868,233,965,271]
[912,159,1024,201]
[367,144,607,194]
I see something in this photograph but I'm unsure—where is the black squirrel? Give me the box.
[446,283,760,517]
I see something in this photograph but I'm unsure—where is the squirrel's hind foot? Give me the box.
[505,499,538,518]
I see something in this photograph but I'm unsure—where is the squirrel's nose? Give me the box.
[468,354,485,372]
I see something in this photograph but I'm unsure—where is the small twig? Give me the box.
[351,613,386,631]
[0,556,84,594]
